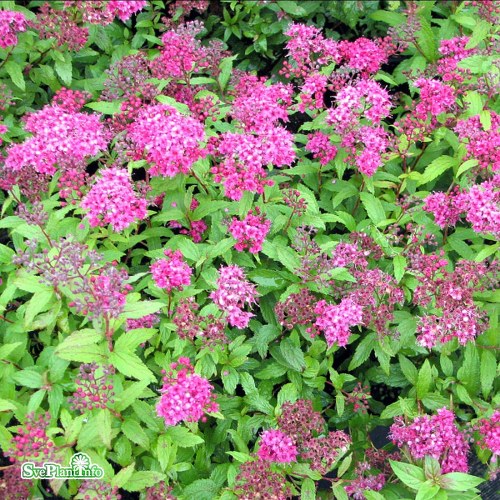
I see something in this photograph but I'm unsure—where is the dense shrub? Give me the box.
[0,1,499,499]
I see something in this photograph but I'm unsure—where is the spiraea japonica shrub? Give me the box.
[0,0,499,499]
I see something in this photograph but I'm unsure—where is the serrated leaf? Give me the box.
[417,359,432,400]
[165,426,204,448]
[441,472,484,491]
[480,350,496,399]
[417,156,456,185]
[54,57,72,86]
[123,471,165,492]
[360,192,386,225]
[348,332,376,370]
[182,479,218,500]
[390,460,425,490]
[278,338,305,372]
[55,330,107,363]
[110,350,155,382]
[85,101,122,114]
[5,61,25,90]
[121,419,149,448]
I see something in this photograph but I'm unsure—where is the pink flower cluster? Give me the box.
[257,429,297,463]
[390,408,470,473]
[437,36,475,82]
[150,21,223,80]
[81,167,147,232]
[150,249,192,292]
[228,208,271,253]
[455,112,500,171]
[327,80,391,176]
[476,411,500,457]
[8,413,55,464]
[423,191,461,228]
[64,0,146,24]
[127,104,205,177]
[424,175,500,238]
[345,474,385,500]
[126,313,160,331]
[107,1,147,21]
[257,400,351,474]
[414,78,456,119]
[312,297,363,347]
[70,264,132,319]
[210,265,258,328]
[0,10,27,48]
[231,75,292,133]
[410,253,496,347]
[212,128,295,200]
[156,357,218,426]
[306,131,338,166]
[5,101,107,176]
[338,37,390,76]
[68,363,115,413]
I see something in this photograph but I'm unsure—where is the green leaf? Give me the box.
[416,481,440,500]
[457,343,480,396]
[278,338,305,372]
[5,61,25,90]
[165,426,204,448]
[370,10,406,26]
[301,478,316,500]
[110,350,155,382]
[55,330,107,363]
[480,350,496,399]
[121,300,163,320]
[417,359,432,400]
[465,20,492,49]
[121,419,149,448]
[0,399,17,412]
[218,57,236,91]
[123,471,166,492]
[399,355,418,385]
[390,460,426,490]
[417,156,456,186]
[115,380,149,412]
[393,255,407,283]
[337,453,352,478]
[182,479,219,500]
[97,409,112,449]
[114,328,156,351]
[441,472,484,491]
[24,290,54,328]
[111,462,135,488]
[456,159,478,178]
[360,193,386,225]
[348,332,376,370]
[54,57,72,86]
[12,369,43,389]
[85,101,122,115]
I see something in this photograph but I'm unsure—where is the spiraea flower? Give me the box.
[312,297,363,347]
[127,104,205,178]
[0,10,27,48]
[156,358,218,426]
[235,459,291,500]
[7,413,55,465]
[69,363,115,413]
[228,207,271,253]
[81,167,148,232]
[5,102,107,176]
[210,265,258,329]
[390,407,470,473]
[476,410,500,457]
[150,249,192,292]
[257,429,297,463]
